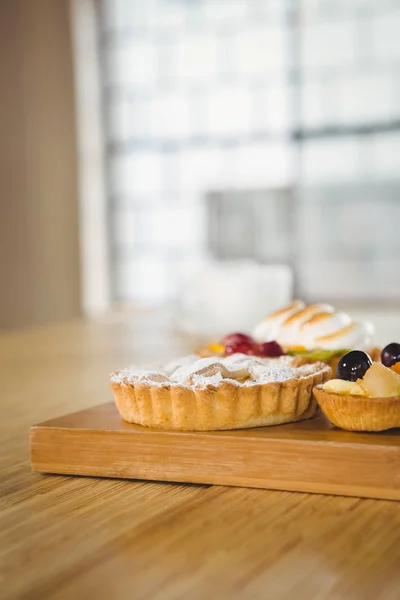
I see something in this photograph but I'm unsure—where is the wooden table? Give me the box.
[2,311,400,600]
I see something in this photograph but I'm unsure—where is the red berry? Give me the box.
[258,341,284,357]
[220,332,254,347]
[224,341,255,356]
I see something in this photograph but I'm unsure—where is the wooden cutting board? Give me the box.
[30,402,400,501]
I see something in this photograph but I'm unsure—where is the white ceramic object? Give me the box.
[178,260,293,338]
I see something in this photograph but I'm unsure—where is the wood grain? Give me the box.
[2,312,400,599]
[31,402,400,501]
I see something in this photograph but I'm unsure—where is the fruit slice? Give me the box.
[336,350,372,382]
[209,342,225,354]
[224,342,255,356]
[391,362,400,375]
[197,342,225,358]
[288,348,350,361]
[381,342,400,368]
[258,341,284,357]
[220,332,256,356]
[220,333,254,346]
[323,379,367,396]
[361,362,400,398]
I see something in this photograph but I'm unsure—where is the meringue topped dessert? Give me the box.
[251,300,380,374]
[253,300,375,356]
[314,344,400,432]
[110,354,331,431]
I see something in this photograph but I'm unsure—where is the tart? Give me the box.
[110,354,331,431]
[313,386,400,432]
[314,348,400,432]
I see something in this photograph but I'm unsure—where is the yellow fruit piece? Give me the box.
[209,343,225,355]
[349,383,368,396]
[196,342,225,357]
[322,379,367,396]
[391,362,400,375]
[290,345,307,352]
[362,362,400,398]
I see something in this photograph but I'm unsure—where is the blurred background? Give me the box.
[1,0,399,334]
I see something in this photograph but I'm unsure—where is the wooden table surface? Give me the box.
[1,311,400,600]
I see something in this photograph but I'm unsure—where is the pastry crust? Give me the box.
[313,385,400,432]
[110,360,331,431]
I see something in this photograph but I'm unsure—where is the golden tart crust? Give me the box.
[110,356,331,431]
[313,385,400,432]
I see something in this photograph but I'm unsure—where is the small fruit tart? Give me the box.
[313,344,400,432]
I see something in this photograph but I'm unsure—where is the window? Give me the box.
[97,0,400,306]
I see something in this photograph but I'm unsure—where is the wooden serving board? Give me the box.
[30,402,400,501]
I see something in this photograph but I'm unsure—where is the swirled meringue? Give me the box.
[253,301,374,351]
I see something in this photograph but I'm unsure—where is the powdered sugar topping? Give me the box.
[110,353,324,390]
